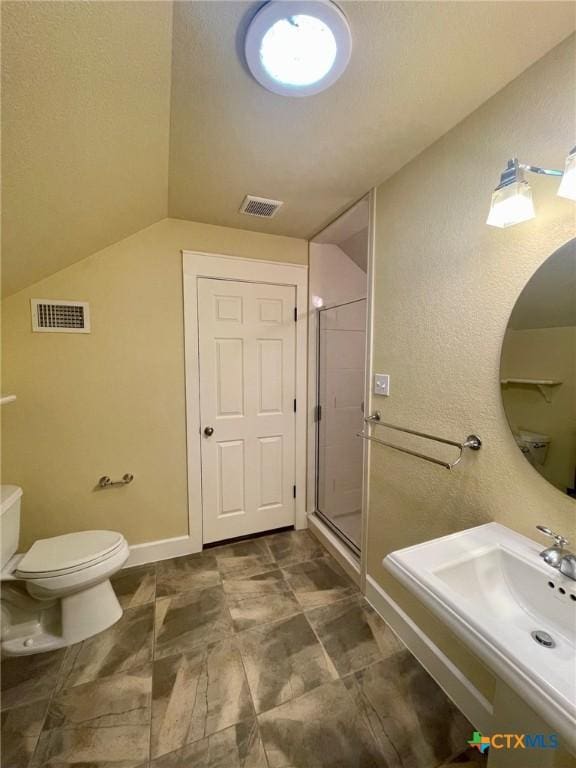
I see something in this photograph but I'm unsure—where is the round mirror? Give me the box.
[500,238,576,498]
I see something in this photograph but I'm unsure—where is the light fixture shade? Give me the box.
[557,148,576,202]
[486,180,535,228]
[245,1,352,97]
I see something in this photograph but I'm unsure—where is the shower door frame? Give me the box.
[306,189,376,591]
[314,297,367,558]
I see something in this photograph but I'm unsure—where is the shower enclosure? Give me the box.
[316,298,367,555]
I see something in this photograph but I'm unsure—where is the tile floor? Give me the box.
[1,529,477,768]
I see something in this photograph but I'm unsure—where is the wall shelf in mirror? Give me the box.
[0,395,17,406]
[500,379,562,403]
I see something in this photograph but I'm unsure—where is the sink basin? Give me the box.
[384,522,576,750]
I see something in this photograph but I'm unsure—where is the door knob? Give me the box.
[204,426,214,437]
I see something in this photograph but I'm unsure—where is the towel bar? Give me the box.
[97,474,134,489]
[358,412,481,470]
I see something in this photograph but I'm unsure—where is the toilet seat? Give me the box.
[15,530,126,579]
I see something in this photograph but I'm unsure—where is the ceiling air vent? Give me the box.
[31,299,91,333]
[239,195,283,218]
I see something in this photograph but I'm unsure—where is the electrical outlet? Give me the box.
[374,373,390,396]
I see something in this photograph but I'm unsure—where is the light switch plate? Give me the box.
[374,373,390,396]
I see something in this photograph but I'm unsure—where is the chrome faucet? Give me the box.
[536,525,576,581]
[558,554,576,581]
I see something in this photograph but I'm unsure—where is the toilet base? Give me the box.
[1,579,123,656]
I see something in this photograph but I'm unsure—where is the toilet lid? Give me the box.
[16,530,125,576]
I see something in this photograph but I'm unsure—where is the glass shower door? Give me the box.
[316,298,366,554]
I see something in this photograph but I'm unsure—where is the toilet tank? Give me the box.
[515,430,550,469]
[0,486,22,569]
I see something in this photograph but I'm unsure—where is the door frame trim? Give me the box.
[183,250,309,551]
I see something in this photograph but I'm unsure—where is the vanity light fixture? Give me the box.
[486,159,535,229]
[245,0,352,97]
[487,148,576,228]
[557,146,576,202]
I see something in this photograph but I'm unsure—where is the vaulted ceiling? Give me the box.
[2,1,575,295]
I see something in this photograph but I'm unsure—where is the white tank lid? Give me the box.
[16,530,125,575]
[0,485,22,516]
[517,430,550,444]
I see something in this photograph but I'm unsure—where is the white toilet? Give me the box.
[0,485,129,656]
[514,429,551,473]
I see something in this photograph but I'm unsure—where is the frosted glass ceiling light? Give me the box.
[261,15,336,86]
[245,1,352,97]
[487,159,535,228]
[557,146,576,202]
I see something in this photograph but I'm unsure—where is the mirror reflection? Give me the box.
[500,239,576,498]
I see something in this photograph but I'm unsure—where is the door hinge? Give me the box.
[294,307,297,322]
[293,485,296,499]
[314,404,322,422]
[293,398,297,413]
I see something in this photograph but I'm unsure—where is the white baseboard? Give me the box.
[308,513,361,586]
[365,575,494,733]
[125,535,200,567]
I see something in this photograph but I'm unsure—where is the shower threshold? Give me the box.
[314,509,361,558]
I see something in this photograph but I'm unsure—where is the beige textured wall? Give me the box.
[1,218,307,549]
[368,36,576,701]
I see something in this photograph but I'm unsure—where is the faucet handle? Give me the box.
[536,525,569,548]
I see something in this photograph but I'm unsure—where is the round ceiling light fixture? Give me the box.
[245,1,352,97]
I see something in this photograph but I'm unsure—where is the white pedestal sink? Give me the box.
[383,523,576,754]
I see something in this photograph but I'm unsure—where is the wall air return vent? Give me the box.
[31,299,91,333]
[239,195,283,218]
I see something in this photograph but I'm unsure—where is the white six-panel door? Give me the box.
[197,278,297,543]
